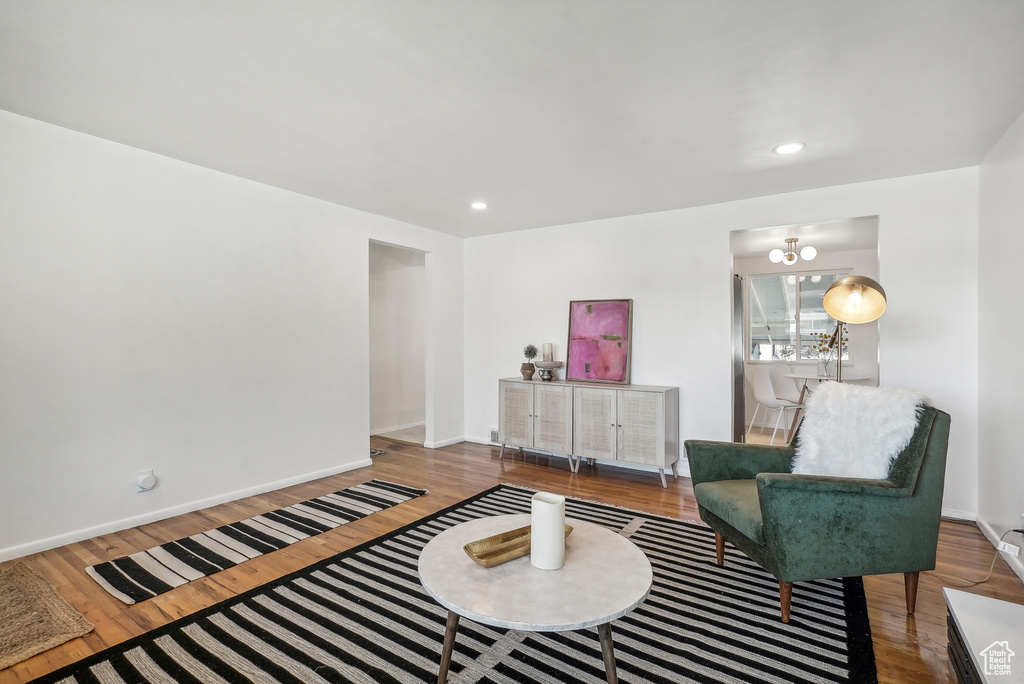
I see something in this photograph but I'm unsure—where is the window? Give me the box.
[748,273,848,361]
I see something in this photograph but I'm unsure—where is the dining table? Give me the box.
[782,370,868,435]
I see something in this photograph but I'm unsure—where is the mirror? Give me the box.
[730,217,880,443]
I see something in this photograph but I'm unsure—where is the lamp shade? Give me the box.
[822,275,887,324]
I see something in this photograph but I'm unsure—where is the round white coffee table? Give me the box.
[418,513,652,684]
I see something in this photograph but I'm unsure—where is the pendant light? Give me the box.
[768,238,817,265]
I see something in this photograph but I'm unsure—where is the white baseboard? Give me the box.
[424,436,464,449]
[977,516,1024,586]
[576,456,691,480]
[942,507,977,522]
[0,458,373,563]
[676,458,692,478]
[371,421,425,436]
[463,436,695,478]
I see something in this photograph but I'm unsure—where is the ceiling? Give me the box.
[3,1,1024,239]
[730,217,878,260]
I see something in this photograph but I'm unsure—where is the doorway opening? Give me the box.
[730,217,880,444]
[369,241,427,445]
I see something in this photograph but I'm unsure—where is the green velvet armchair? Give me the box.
[685,405,950,623]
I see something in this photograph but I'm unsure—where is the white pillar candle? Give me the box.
[542,343,553,362]
[530,492,565,570]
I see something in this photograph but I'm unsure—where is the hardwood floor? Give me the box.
[2,438,1022,683]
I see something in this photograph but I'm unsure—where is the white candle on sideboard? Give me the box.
[531,492,565,570]
[542,343,553,362]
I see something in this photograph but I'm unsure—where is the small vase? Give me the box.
[520,362,535,380]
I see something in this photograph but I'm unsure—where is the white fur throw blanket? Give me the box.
[791,382,926,479]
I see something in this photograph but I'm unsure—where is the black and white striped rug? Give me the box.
[86,479,427,605]
[47,485,876,683]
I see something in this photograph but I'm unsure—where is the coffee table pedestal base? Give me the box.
[436,610,620,684]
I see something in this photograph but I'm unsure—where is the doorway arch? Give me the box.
[369,240,427,445]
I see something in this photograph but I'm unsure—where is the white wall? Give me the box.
[979,106,1024,583]
[369,242,426,435]
[0,110,464,560]
[1,98,995,560]
[465,168,979,517]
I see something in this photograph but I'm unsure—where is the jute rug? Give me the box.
[0,563,93,671]
[37,485,877,683]
[87,479,426,605]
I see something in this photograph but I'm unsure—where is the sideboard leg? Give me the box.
[498,444,505,460]
[658,468,668,488]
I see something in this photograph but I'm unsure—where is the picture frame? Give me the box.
[566,299,633,384]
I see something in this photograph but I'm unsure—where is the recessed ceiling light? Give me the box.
[471,201,488,210]
[773,142,805,155]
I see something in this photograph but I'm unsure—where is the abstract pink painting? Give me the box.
[566,299,633,384]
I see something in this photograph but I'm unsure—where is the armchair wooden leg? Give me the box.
[715,533,725,566]
[904,571,920,615]
[779,581,793,623]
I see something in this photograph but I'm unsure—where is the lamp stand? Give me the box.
[835,322,844,383]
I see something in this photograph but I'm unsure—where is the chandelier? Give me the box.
[768,237,816,265]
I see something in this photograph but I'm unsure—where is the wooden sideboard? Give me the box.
[498,378,679,487]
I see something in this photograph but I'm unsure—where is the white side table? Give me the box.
[418,513,653,684]
[945,588,1024,682]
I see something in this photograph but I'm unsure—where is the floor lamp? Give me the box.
[822,276,887,382]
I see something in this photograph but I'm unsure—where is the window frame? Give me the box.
[747,267,852,364]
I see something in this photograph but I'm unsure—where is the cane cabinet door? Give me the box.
[616,390,665,466]
[572,386,617,461]
[533,383,573,453]
[498,380,533,447]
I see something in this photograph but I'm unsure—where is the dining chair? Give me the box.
[769,363,803,404]
[746,365,801,445]
[771,362,810,437]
